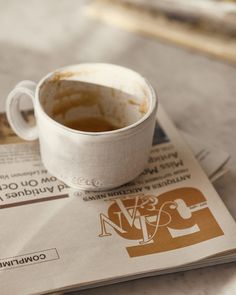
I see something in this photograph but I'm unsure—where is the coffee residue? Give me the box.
[52,89,104,118]
[139,99,148,114]
[128,98,148,114]
[65,117,122,132]
[128,99,139,106]
[50,71,75,82]
[49,69,96,82]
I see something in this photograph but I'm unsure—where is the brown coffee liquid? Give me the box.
[64,117,121,132]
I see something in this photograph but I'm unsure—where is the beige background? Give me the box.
[0,1,235,294]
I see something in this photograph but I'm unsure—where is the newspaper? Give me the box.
[0,105,235,295]
[181,131,230,182]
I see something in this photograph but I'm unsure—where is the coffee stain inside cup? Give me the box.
[49,71,149,117]
[128,98,148,114]
[41,74,149,133]
[50,69,96,82]
[52,89,105,118]
[50,71,75,82]
[64,116,121,132]
[139,99,148,114]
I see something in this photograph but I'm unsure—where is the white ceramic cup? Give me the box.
[6,63,157,191]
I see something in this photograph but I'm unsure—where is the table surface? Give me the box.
[0,1,235,294]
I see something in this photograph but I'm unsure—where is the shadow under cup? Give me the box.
[39,74,152,133]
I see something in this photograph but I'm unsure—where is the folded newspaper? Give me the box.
[0,105,235,295]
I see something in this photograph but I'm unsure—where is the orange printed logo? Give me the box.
[99,188,223,257]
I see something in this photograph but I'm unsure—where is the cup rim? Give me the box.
[35,63,158,137]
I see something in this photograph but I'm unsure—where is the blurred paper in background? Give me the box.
[85,0,236,64]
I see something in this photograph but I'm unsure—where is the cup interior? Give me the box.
[38,64,155,132]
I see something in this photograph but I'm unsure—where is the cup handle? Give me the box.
[6,80,38,141]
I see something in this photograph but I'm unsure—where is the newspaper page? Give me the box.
[0,105,235,295]
[181,131,230,181]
